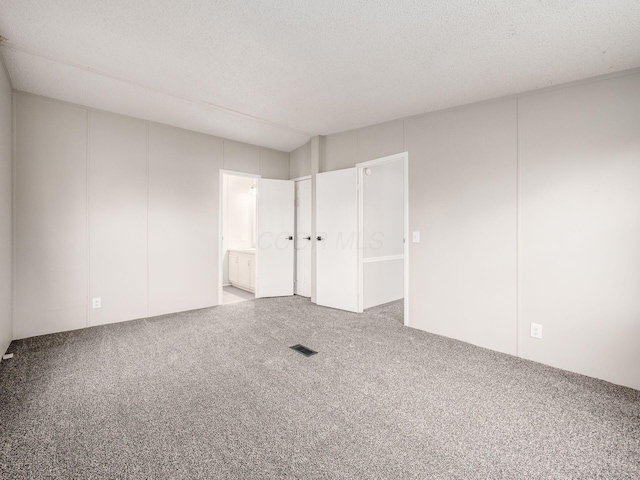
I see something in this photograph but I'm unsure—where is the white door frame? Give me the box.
[356,152,409,326]
[218,169,261,305]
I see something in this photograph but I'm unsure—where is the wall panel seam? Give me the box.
[146,122,150,317]
[86,109,90,328]
[10,93,16,340]
[515,98,520,357]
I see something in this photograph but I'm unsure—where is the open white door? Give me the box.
[316,168,359,312]
[256,178,295,298]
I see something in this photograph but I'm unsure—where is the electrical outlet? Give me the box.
[92,297,101,309]
[530,322,542,339]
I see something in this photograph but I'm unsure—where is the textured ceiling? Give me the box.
[1,1,639,151]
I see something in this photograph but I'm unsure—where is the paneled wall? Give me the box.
[88,111,148,327]
[147,125,222,317]
[13,93,289,338]
[405,100,518,355]
[289,141,311,179]
[14,95,88,339]
[260,148,289,180]
[517,74,640,390]
[320,70,640,389]
[0,58,12,354]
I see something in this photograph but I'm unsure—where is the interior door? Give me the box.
[256,178,295,298]
[316,168,358,312]
[295,179,312,297]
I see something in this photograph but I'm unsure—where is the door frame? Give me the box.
[218,169,261,305]
[293,175,312,297]
[356,152,409,326]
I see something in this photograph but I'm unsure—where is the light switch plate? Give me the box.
[412,231,420,243]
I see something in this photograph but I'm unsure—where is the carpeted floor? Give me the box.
[0,296,638,479]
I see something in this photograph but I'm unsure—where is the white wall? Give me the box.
[88,111,148,326]
[518,73,640,390]
[147,124,222,316]
[320,70,640,390]
[406,100,518,356]
[259,148,289,180]
[0,56,12,354]
[13,93,289,338]
[289,141,311,179]
[14,95,88,339]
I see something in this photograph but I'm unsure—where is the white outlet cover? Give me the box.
[412,231,420,243]
[530,322,542,339]
[92,297,101,309]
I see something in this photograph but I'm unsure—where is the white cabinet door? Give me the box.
[249,256,255,289]
[295,179,312,297]
[228,253,239,283]
[238,253,251,287]
[256,179,295,298]
[316,168,358,312]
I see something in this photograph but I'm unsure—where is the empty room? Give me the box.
[0,2,639,479]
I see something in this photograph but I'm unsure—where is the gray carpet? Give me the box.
[0,296,638,479]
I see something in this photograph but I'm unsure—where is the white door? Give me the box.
[316,168,358,312]
[256,178,295,298]
[295,179,312,297]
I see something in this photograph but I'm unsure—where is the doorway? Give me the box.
[219,171,259,304]
[357,153,409,326]
[219,171,297,305]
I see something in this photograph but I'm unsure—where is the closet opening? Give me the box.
[357,152,409,326]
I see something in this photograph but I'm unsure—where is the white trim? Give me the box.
[362,254,404,263]
[356,152,407,168]
[357,166,363,311]
[356,152,410,327]
[291,174,312,182]
[218,170,261,305]
[403,153,409,327]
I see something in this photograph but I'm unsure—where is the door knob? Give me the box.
[316,236,324,241]
[303,236,311,240]
[287,236,293,240]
